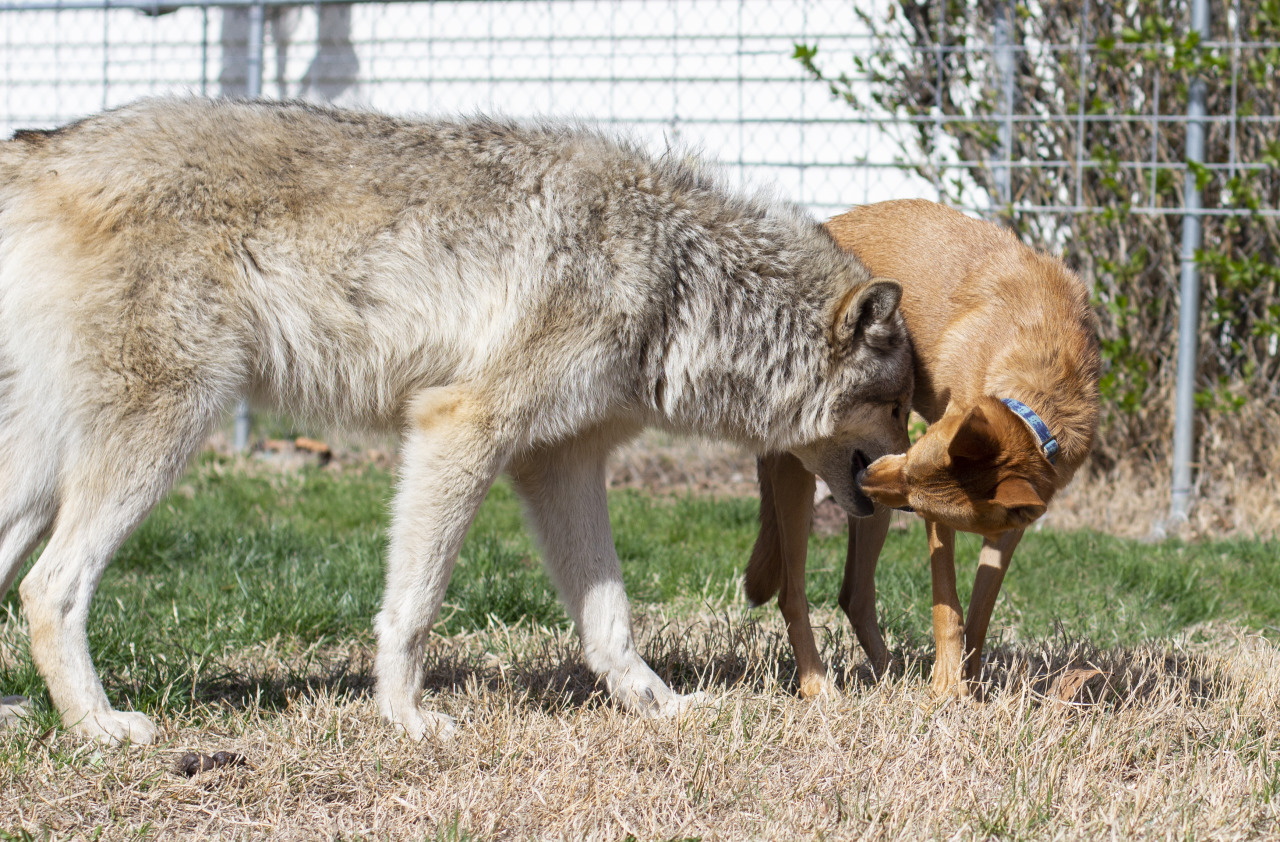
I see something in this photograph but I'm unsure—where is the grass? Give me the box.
[2,455,1280,839]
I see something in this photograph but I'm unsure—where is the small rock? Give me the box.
[0,695,30,730]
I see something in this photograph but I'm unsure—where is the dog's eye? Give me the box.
[891,404,902,420]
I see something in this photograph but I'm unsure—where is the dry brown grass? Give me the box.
[12,432,1260,838]
[4,607,1279,840]
[1035,462,1280,542]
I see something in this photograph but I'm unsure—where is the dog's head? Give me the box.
[857,396,1056,537]
[790,278,914,518]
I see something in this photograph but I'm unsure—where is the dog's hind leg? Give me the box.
[743,456,786,607]
[17,419,210,745]
[745,454,829,697]
[963,528,1023,685]
[509,430,707,719]
[766,455,830,698]
[840,504,892,679]
[374,386,510,741]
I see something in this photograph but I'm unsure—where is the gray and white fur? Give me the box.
[0,98,912,744]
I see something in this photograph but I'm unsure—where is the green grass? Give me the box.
[3,456,1279,720]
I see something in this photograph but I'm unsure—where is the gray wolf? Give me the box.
[745,199,1099,698]
[0,98,913,743]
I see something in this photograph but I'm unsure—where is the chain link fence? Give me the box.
[3,0,1277,524]
[795,0,1278,528]
[0,0,930,219]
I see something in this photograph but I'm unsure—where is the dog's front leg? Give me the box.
[509,436,707,718]
[927,520,967,697]
[840,504,893,679]
[963,528,1023,684]
[375,387,509,740]
[761,454,831,699]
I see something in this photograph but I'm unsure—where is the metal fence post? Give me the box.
[1168,0,1211,526]
[992,0,1016,210]
[232,0,266,453]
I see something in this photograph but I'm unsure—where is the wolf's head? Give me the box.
[790,279,914,517]
[857,396,1057,537]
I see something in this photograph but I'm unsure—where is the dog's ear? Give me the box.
[992,477,1047,525]
[834,278,902,350]
[947,405,1001,463]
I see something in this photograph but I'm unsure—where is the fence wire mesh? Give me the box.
[2,0,1278,499]
[2,1,1274,219]
[0,0,928,219]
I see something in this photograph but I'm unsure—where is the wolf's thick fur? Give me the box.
[0,98,912,743]
[745,199,1099,699]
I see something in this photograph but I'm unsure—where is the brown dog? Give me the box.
[745,199,1100,698]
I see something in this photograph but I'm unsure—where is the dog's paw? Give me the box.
[930,669,973,700]
[73,709,160,745]
[799,674,836,700]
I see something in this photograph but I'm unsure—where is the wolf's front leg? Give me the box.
[374,387,509,740]
[509,436,707,718]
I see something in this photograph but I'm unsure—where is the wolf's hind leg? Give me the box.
[0,479,55,732]
[21,493,165,744]
[0,494,56,604]
[374,387,509,740]
[509,434,708,719]
[0,429,58,601]
[17,418,211,745]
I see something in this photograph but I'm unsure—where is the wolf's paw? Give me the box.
[380,699,457,741]
[629,684,710,719]
[663,690,711,717]
[73,709,159,745]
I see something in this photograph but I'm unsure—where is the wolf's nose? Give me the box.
[852,450,869,486]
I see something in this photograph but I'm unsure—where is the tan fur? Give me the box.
[0,99,913,744]
[746,199,1100,698]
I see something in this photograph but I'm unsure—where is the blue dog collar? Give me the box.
[1000,398,1059,464]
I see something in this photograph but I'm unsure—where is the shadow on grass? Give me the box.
[974,627,1228,710]
[17,614,1227,728]
[640,614,1231,715]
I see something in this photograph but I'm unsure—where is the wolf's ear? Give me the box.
[834,278,902,350]
[992,477,1047,525]
[947,405,1001,463]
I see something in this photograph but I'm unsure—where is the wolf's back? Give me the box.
[0,133,39,205]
